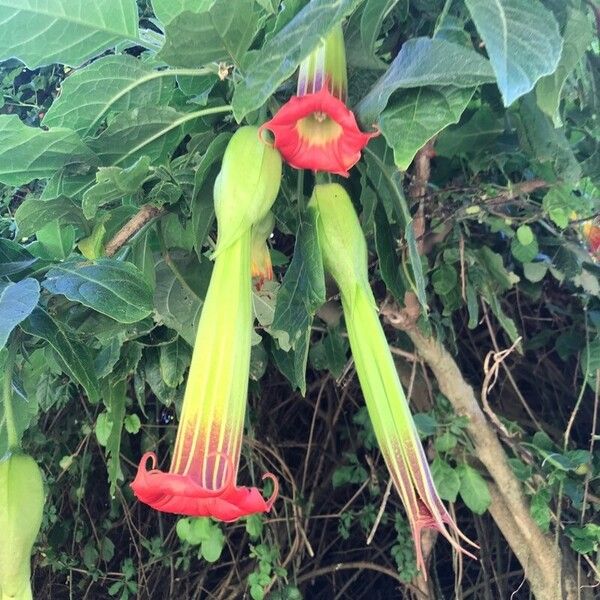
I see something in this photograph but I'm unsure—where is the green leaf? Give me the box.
[271,209,325,394]
[272,210,325,348]
[43,259,153,324]
[432,264,458,296]
[516,225,534,246]
[523,262,548,283]
[465,0,562,106]
[373,203,405,301]
[31,221,75,261]
[21,308,101,403]
[159,0,259,68]
[151,0,201,25]
[356,37,495,125]
[89,107,198,168]
[360,0,399,57]
[0,279,40,349]
[0,115,96,186]
[232,0,363,120]
[82,156,152,219]
[14,196,87,238]
[103,379,127,497]
[431,457,460,502]
[457,463,491,514]
[0,0,139,68]
[200,526,225,563]
[0,239,37,276]
[191,132,232,258]
[42,55,175,137]
[530,488,551,532]
[380,86,475,170]
[159,337,192,388]
[310,328,348,378]
[436,107,504,157]
[154,252,211,345]
[0,350,39,459]
[511,236,539,264]
[124,413,141,434]
[435,431,458,453]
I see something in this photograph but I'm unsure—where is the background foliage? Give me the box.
[0,0,599,598]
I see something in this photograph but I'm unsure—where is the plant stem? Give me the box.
[3,334,20,450]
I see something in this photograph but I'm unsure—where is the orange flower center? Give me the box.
[296,112,343,146]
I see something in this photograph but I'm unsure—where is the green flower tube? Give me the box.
[132,127,282,521]
[0,454,44,600]
[310,183,477,575]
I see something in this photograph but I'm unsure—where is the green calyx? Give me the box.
[297,24,348,100]
[213,126,282,256]
[309,183,370,304]
[0,453,44,600]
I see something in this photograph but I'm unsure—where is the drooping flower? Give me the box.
[0,453,45,600]
[309,183,478,575]
[259,25,377,177]
[131,127,282,522]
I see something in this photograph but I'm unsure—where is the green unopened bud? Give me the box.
[309,183,370,300]
[213,127,282,255]
[0,454,44,600]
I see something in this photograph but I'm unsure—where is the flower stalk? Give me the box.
[310,183,477,575]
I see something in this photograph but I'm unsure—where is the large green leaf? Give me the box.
[0,350,39,457]
[151,0,205,25]
[0,279,40,349]
[89,107,199,167]
[232,0,363,121]
[101,378,126,497]
[271,209,325,394]
[464,0,562,107]
[536,8,593,127]
[379,86,475,170]
[14,196,87,238]
[82,156,152,219]
[356,37,495,126]
[154,252,211,344]
[42,55,175,137]
[0,0,139,68]
[21,308,101,403]
[0,115,96,186]
[158,0,259,68]
[517,94,581,183]
[191,132,232,259]
[0,239,36,276]
[435,107,504,157]
[373,203,405,301]
[43,259,153,324]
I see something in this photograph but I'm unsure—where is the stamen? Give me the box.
[313,111,327,122]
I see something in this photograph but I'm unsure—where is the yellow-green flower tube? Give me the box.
[0,454,44,600]
[132,127,282,521]
[310,183,477,575]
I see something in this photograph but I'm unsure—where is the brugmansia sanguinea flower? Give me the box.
[259,26,377,177]
[131,127,282,521]
[309,183,477,575]
[0,453,45,600]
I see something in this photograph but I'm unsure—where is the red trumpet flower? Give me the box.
[260,85,377,177]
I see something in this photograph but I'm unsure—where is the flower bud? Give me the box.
[309,183,370,299]
[0,454,44,600]
[213,127,282,255]
[251,212,275,281]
